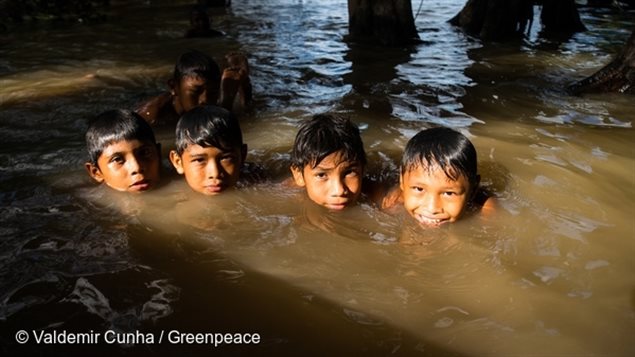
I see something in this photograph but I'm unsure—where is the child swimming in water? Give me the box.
[169,105,247,195]
[184,5,225,38]
[84,109,161,193]
[382,127,494,227]
[290,113,367,211]
[136,49,221,126]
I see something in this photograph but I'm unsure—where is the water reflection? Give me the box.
[342,43,416,115]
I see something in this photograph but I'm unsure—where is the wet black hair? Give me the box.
[291,113,366,170]
[85,109,157,165]
[174,105,243,155]
[401,127,478,186]
[173,49,221,83]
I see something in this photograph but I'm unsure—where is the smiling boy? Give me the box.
[84,109,161,193]
[169,105,246,195]
[290,114,367,211]
[383,127,494,227]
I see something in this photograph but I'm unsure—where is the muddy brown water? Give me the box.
[0,0,633,355]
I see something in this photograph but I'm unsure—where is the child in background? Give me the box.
[169,105,246,195]
[185,5,225,38]
[382,127,494,227]
[136,49,221,126]
[84,109,161,193]
[290,114,367,211]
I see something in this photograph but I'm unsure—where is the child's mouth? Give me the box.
[130,179,151,191]
[326,202,348,211]
[204,184,224,194]
[415,214,446,226]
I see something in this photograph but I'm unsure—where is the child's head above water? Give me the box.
[290,113,367,211]
[169,105,246,195]
[399,127,480,226]
[169,49,222,115]
[84,109,161,193]
[189,5,211,31]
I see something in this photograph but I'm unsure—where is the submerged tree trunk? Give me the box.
[347,0,420,46]
[540,0,586,35]
[569,29,635,94]
[450,0,586,41]
[449,0,534,41]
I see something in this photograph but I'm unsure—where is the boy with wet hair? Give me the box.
[169,105,247,195]
[290,113,367,211]
[136,49,221,126]
[383,127,493,227]
[84,109,161,193]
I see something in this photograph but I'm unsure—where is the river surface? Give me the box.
[1,0,634,355]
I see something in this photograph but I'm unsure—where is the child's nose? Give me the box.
[329,178,347,196]
[423,194,442,214]
[206,160,220,178]
[128,157,144,174]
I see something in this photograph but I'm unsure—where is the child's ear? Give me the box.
[290,166,305,187]
[85,162,104,183]
[399,171,404,191]
[241,144,247,163]
[169,150,185,174]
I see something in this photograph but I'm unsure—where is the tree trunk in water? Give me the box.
[449,0,534,41]
[540,0,586,34]
[450,0,587,40]
[569,29,635,94]
[347,0,420,46]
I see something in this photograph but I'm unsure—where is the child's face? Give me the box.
[291,151,363,211]
[172,75,219,115]
[170,143,246,195]
[86,139,160,193]
[399,164,473,227]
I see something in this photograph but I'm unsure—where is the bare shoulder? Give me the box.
[481,195,498,216]
[135,92,173,125]
[473,188,497,216]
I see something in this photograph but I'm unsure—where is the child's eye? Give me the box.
[315,172,327,179]
[220,155,235,162]
[345,169,359,177]
[411,186,424,192]
[110,156,124,164]
[139,147,155,159]
[191,158,205,163]
[443,191,463,198]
